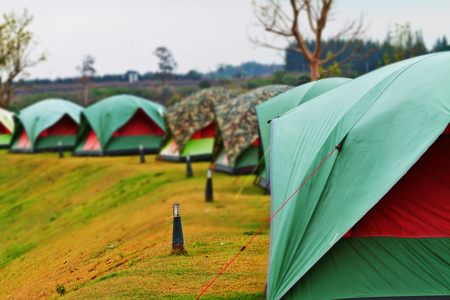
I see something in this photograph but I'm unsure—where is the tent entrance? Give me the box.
[114,109,164,137]
[38,114,78,137]
[344,127,450,238]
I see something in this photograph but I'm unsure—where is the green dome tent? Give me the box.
[213,85,292,175]
[74,95,165,156]
[159,88,238,162]
[0,107,14,149]
[10,99,83,153]
[255,78,351,189]
[267,53,450,299]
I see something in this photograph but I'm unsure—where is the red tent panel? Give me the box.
[38,114,79,137]
[346,133,450,238]
[0,122,11,134]
[191,122,215,140]
[115,109,164,136]
[83,130,101,150]
[17,130,31,148]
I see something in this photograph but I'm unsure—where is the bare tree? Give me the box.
[154,47,177,87]
[77,54,96,106]
[252,0,365,80]
[0,10,47,108]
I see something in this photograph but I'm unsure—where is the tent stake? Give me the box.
[205,168,213,202]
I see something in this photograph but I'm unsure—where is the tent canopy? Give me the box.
[12,99,82,148]
[79,94,165,150]
[268,53,450,299]
[214,85,291,167]
[256,78,351,181]
[163,87,239,153]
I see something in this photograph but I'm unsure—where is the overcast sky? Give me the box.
[2,0,450,79]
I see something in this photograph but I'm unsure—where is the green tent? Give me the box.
[255,78,351,189]
[74,95,165,156]
[267,53,450,299]
[159,88,238,162]
[10,99,82,153]
[0,107,14,149]
[213,85,292,175]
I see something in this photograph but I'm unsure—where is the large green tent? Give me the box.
[159,88,238,162]
[268,53,450,299]
[74,95,165,156]
[0,107,14,149]
[10,99,82,153]
[255,78,351,189]
[213,85,291,175]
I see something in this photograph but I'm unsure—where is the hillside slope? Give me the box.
[0,151,270,299]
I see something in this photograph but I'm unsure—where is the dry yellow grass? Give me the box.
[0,151,270,299]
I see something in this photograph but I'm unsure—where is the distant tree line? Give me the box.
[285,25,449,78]
[19,61,284,87]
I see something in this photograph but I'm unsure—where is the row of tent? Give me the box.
[1,80,355,186]
[0,86,296,182]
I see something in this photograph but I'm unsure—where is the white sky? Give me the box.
[2,0,450,79]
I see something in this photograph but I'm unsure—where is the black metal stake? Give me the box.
[205,168,213,202]
[58,141,63,158]
[172,203,184,251]
[139,145,146,163]
[186,154,193,177]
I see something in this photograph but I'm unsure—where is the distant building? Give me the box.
[125,70,140,82]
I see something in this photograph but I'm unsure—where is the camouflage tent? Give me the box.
[213,85,292,174]
[160,87,239,161]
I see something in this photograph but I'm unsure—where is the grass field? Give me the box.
[0,150,270,299]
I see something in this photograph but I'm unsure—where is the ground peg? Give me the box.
[172,203,184,251]
[186,154,193,177]
[205,168,213,202]
[139,145,146,163]
[58,141,63,158]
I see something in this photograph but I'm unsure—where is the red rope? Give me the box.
[195,145,339,299]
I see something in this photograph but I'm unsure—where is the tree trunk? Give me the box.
[84,85,88,106]
[310,61,320,81]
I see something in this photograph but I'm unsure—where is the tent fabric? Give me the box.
[10,99,83,152]
[255,78,351,182]
[74,94,165,156]
[214,85,292,170]
[163,87,239,153]
[283,238,450,300]
[268,53,450,299]
[0,108,14,148]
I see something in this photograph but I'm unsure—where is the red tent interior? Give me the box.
[17,130,31,148]
[112,109,164,137]
[190,122,215,140]
[0,122,11,134]
[38,114,79,137]
[344,123,450,238]
[83,130,101,151]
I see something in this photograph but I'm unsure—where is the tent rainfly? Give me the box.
[10,99,83,153]
[159,87,238,162]
[74,94,165,156]
[255,78,351,189]
[0,108,14,149]
[267,53,450,299]
[213,85,292,175]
